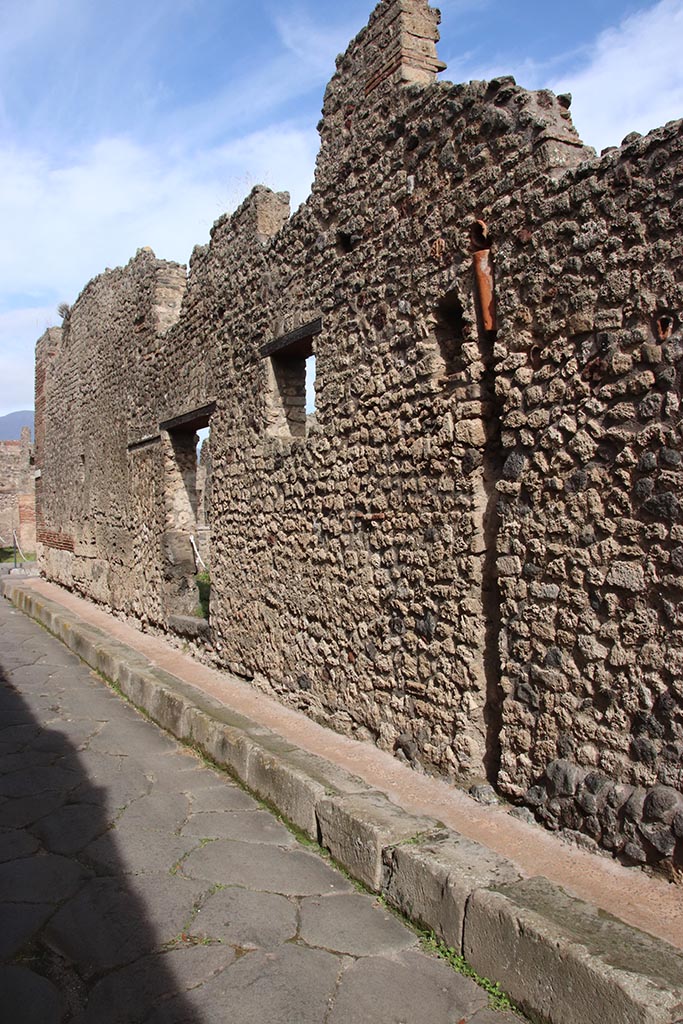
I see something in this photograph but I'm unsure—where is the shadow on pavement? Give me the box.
[0,624,207,1024]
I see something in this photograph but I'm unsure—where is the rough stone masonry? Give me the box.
[34,0,683,873]
[0,427,36,553]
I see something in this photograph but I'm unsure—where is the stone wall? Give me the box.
[35,0,683,871]
[0,427,35,552]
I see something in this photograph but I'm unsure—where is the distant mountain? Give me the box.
[0,410,34,441]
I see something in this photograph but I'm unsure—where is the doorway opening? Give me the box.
[160,403,214,630]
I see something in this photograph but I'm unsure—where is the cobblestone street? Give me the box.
[0,598,518,1023]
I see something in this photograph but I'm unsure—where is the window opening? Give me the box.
[336,231,356,255]
[434,290,466,380]
[195,426,211,607]
[306,355,317,417]
[261,319,321,438]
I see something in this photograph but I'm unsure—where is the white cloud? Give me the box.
[0,1,337,419]
[0,121,320,414]
[274,8,360,76]
[440,0,683,152]
[550,0,683,150]
[161,7,365,155]
[0,307,55,416]
[0,124,318,299]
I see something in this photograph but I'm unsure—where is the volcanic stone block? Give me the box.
[382,829,522,952]
[316,791,437,891]
[464,876,683,1024]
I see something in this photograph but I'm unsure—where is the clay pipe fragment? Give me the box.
[471,219,497,333]
[656,314,675,341]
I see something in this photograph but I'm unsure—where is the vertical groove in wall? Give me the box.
[479,330,504,787]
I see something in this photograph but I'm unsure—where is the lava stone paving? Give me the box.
[0,598,520,1023]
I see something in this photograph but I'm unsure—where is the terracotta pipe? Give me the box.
[471,220,497,333]
[656,314,674,341]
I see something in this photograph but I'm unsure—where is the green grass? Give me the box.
[419,931,520,1015]
[0,545,36,564]
[195,570,211,619]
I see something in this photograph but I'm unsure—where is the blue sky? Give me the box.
[1,0,682,417]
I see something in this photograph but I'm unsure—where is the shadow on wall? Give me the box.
[0,620,209,1023]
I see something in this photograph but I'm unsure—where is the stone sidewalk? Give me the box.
[0,598,519,1023]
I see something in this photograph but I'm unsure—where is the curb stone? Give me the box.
[382,830,523,952]
[3,578,683,1024]
[317,791,437,891]
[464,877,683,1024]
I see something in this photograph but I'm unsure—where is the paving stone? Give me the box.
[85,822,199,875]
[88,720,179,758]
[0,750,58,774]
[82,945,236,1024]
[0,739,22,756]
[70,744,123,771]
[137,747,215,778]
[0,655,37,673]
[188,783,260,813]
[6,664,67,688]
[0,764,83,799]
[31,729,85,758]
[181,838,354,895]
[0,597,524,1024]
[0,723,41,748]
[0,966,66,1024]
[0,791,67,828]
[35,648,82,669]
[146,944,343,1024]
[21,697,65,720]
[137,755,228,792]
[190,888,297,948]
[44,874,206,975]
[181,808,298,845]
[327,949,488,1024]
[299,892,418,956]
[30,803,112,856]
[0,852,89,903]
[0,701,35,727]
[0,826,40,862]
[68,688,118,717]
[69,759,152,812]
[0,902,54,959]
[36,718,103,749]
[116,791,191,833]
[55,689,133,724]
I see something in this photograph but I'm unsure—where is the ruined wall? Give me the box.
[36,257,187,619]
[36,0,683,870]
[0,427,36,551]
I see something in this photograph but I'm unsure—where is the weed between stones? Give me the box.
[418,931,520,1016]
